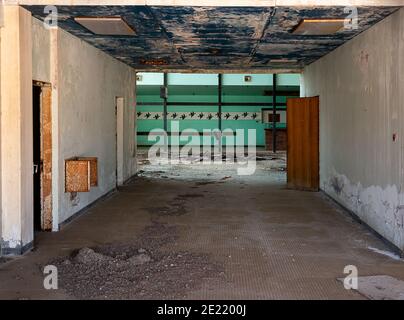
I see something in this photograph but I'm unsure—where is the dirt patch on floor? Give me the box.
[142,194,204,217]
[0,257,12,265]
[143,202,188,217]
[49,222,224,299]
[174,193,205,200]
[195,180,222,186]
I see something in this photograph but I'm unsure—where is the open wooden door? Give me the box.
[287,96,319,191]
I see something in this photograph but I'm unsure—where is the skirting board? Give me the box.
[1,241,34,256]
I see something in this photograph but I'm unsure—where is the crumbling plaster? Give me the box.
[53,25,137,225]
[302,7,404,251]
[0,7,137,254]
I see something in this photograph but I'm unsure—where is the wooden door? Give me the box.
[287,96,319,191]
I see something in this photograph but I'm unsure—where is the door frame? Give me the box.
[33,80,53,231]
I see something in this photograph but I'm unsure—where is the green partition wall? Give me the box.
[136,73,300,147]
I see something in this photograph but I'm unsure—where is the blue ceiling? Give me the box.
[25,5,400,71]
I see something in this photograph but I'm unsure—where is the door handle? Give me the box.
[33,164,39,174]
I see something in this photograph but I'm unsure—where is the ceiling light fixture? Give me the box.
[139,58,168,66]
[293,19,345,35]
[74,17,136,36]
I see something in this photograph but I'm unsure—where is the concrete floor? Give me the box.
[0,152,403,299]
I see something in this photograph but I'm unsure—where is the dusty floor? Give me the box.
[0,151,403,299]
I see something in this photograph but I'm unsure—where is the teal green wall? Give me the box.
[137,73,300,146]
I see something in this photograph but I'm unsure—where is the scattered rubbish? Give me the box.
[74,248,112,264]
[338,275,404,300]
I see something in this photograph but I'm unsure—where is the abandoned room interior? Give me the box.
[0,0,404,301]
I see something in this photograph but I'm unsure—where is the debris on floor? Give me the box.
[338,275,404,300]
[49,222,225,299]
[0,257,12,265]
[143,201,188,216]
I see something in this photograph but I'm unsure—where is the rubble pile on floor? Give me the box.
[50,223,225,299]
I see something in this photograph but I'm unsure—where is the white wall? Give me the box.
[32,17,50,83]
[31,17,137,227]
[302,8,404,251]
[0,6,33,253]
[55,28,137,225]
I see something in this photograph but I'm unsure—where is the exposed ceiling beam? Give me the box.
[5,0,404,6]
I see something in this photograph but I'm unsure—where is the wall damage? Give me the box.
[302,7,404,252]
[325,169,404,251]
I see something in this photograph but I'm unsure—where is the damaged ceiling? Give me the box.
[26,5,400,71]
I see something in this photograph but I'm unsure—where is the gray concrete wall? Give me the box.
[301,8,404,251]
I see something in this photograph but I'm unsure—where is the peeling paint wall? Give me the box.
[301,8,404,251]
[54,28,137,225]
[31,19,137,228]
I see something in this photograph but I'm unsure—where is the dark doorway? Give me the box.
[32,83,53,232]
[33,85,42,231]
